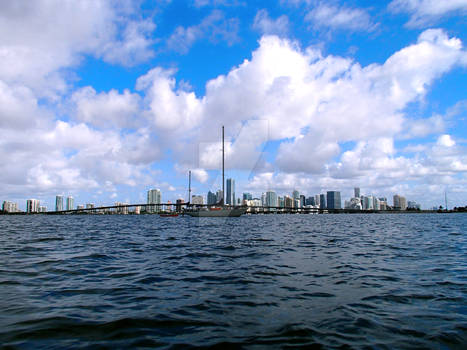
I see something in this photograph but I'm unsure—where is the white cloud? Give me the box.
[253,9,290,36]
[0,0,155,97]
[305,3,377,32]
[71,87,142,129]
[167,10,239,54]
[389,0,467,27]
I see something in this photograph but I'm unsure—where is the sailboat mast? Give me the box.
[222,126,225,205]
[188,170,191,204]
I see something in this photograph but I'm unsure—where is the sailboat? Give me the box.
[185,126,246,217]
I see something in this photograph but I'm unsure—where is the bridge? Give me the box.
[42,203,383,215]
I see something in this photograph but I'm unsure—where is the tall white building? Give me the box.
[26,199,40,213]
[55,195,64,211]
[393,194,407,210]
[2,201,18,213]
[147,188,161,213]
[66,196,74,210]
[265,190,278,208]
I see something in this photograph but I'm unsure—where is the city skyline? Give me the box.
[3,182,430,213]
[1,1,466,210]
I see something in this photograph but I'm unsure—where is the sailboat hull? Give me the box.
[185,208,246,217]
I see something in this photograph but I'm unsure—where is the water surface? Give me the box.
[0,214,466,348]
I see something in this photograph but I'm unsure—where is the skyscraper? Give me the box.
[147,188,161,213]
[354,187,360,198]
[265,190,278,208]
[207,191,217,205]
[319,194,326,209]
[393,194,407,210]
[243,192,252,201]
[27,199,40,213]
[299,194,306,208]
[226,178,235,205]
[55,195,64,211]
[66,196,74,211]
[326,191,341,209]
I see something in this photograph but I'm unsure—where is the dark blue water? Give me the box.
[0,214,466,349]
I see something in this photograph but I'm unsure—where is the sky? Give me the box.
[1,0,466,210]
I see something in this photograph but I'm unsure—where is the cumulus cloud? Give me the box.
[389,0,467,27]
[0,0,155,97]
[135,29,466,204]
[253,9,290,36]
[71,87,142,129]
[167,10,239,54]
[305,3,378,32]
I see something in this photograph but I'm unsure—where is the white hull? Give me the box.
[185,207,246,217]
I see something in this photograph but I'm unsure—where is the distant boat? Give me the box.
[185,126,246,218]
[159,212,179,217]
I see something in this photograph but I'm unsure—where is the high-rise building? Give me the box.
[226,178,235,205]
[278,196,284,208]
[66,196,74,211]
[55,195,64,211]
[192,195,204,205]
[305,196,315,206]
[393,194,407,210]
[26,199,40,213]
[354,187,360,198]
[299,194,306,208]
[292,190,300,202]
[216,190,223,203]
[326,191,341,209]
[261,192,266,206]
[147,188,161,213]
[207,191,217,205]
[243,193,252,201]
[319,194,326,209]
[284,195,293,208]
[265,191,278,208]
[2,201,18,213]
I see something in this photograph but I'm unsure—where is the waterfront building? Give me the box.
[243,192,252,201]
[265,191,278,208]
[66,196,74,211]
[147,188,161,213]
[77,205,85,210]
[261,193,266,207]
[363,196,374,210]
[300,195,306,208]
[327,191,341,209]
[305,196,315,206]
[207,191,217,205]
[226,178,235,205]
[407,201,421,210]
[345,197,362,210]
[55,195,64,211]
[216,190,223,203]
[373,197,381,211]
[86,203,95,209]
[115,202,129,214]
[393,194,407,210]
[284,195,293,208]
[26,199,40,213]
[278,196,285,208]
[39,206,47,213]
[315,195,320,207]
[294,199,301,208]
[134,206,141,215]
[292,190,300,203]
[354,187,360,198]
[319,194,326,209]
[192,195,203,205]
[2,201,18,213]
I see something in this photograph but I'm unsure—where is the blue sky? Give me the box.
[0,0,466,210]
